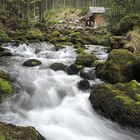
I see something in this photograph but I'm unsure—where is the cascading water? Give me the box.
[0,43,139,140]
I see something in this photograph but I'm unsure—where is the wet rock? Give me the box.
[67,64,83,75]
[50,63,67,71]
[0,78,13,102]
[89,80,140,128]
[0,122,46,140]
[76,52,98,67]
[22,59,41,67]
[80,69,95,80]
[77,79,90,90]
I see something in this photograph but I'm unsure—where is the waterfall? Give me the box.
[0,43,139,140]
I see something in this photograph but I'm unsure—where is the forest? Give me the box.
[0,0,140,140]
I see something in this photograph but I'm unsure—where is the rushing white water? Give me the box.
[0,43,139,140]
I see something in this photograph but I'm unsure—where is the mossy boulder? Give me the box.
[89,80,140,128]
[50,63,67,71]
[67,64,83,75]
[51,31,61,38]
[55,42,73,50]
[22,59,41,67]
[0,78,13,102]
[0,122,45,140]
[76,52,98,67]
[26,28,44,41]
[96,49,135,84]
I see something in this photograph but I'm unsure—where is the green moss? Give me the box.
[0,78,13,99]
[115,95,134,106]
[76,47,84,54]
[59,36,70,42]
[76,65,83,69]
[76,52,98,67]
[0,122,45,140]
[51,31,60,38]
[90,80,140,127]
[31,61,38,65]
[26,28,44,40]
[99,49,136,83]
[55,42,73,50]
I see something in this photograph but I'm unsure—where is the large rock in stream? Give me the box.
[89,80,140,128]
[67,64,83,75]
[0,122,45,140]
[96,49,136,84]
[0,70,13,103]
[22,59,41,67]
[77,79,90,90]
[50,63,67,71]
[75,52,98,67]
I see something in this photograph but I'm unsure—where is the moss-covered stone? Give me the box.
[26,28,44,41]
[51,31,60,38]
[50,63,67,71]
[97,49,135,83]
[0,122,45,140]
[67,64,83,75]
[0,78,13,101]
[89,80,140,128]
[22,59,41,67]
[76,52,98,67]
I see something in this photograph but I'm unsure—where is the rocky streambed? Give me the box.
[0,43,139,140]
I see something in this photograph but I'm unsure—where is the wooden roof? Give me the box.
[87,7,105,18]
